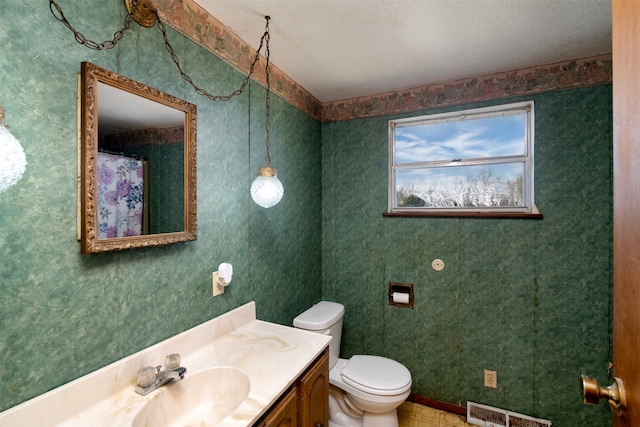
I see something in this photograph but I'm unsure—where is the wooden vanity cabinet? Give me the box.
[254,348,329,427]
[256,387,298,427]
[298,349,329,426]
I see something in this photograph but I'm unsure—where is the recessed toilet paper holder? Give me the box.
[389,282,414,308]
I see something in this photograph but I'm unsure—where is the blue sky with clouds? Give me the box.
[395,113,526,164]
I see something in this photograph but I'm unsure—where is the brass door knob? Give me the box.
[581,375,627,415]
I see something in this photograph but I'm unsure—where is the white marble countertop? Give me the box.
[0,302,331,426]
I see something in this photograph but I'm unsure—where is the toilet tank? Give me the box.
[293,301,345,368]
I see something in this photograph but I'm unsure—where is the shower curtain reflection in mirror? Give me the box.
[97,152,149,238]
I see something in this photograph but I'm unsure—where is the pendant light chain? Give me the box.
[264,16,272,168]
[49,0,137,50]
[49,1,271,103]
[155,14,271,102]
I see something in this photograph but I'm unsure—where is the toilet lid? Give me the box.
[341,355,411,395]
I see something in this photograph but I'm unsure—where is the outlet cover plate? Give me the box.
[484,369,497,388]
[212,272,224,297]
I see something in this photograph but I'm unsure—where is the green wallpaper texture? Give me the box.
[2,2,613,427]
[322,87,613,426]
[0,0,322,411]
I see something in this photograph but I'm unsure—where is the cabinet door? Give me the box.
[298,350,329,427]
[256,387,298,427]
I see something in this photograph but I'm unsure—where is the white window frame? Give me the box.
[388,101,535,214]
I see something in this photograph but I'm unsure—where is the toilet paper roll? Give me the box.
[392,292,410,304]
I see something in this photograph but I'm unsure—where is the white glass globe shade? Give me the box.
[251,170,283,208]
[0,126,27,193]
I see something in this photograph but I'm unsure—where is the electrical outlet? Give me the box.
[484,369,497,388]
[212,272,224,297]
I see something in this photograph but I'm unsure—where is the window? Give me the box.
[388,101,535,216]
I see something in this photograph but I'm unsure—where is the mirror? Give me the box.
[79,62,197,253]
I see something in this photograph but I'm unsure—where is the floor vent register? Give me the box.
[467,402,552,427]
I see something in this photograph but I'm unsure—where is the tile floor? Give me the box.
[398,401,474,427]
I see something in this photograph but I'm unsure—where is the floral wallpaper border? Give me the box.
[156,0,611,123]
[322,54,612,122]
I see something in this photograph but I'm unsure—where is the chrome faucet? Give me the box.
[135,353,187,396]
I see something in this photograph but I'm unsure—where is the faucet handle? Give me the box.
[137,366,156,388]
[165,353,181,369]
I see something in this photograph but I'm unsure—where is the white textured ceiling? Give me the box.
[194,0,611,103]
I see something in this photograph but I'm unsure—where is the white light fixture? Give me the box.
[217,262,233,285]
[0,106,27,194]
[251,167,283,209]
[250,17,284,209]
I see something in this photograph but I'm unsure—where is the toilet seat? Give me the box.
[341,355,412,396]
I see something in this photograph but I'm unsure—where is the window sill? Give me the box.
[383,205,543,219]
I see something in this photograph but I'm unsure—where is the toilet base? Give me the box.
[328,409,399,427]
[328,386,400,427]
[362,410,399,427]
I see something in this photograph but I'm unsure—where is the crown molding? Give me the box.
[155,1,611,123]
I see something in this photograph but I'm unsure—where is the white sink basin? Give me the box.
[132,366,250,427]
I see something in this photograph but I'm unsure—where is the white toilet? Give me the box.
[294,301,412,427]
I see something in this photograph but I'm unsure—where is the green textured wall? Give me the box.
[0,1,322,411]
[322,87,613,426]
[1,2,614,426]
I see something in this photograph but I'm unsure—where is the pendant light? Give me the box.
[250,17,283,208]
[0,106,27,194]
